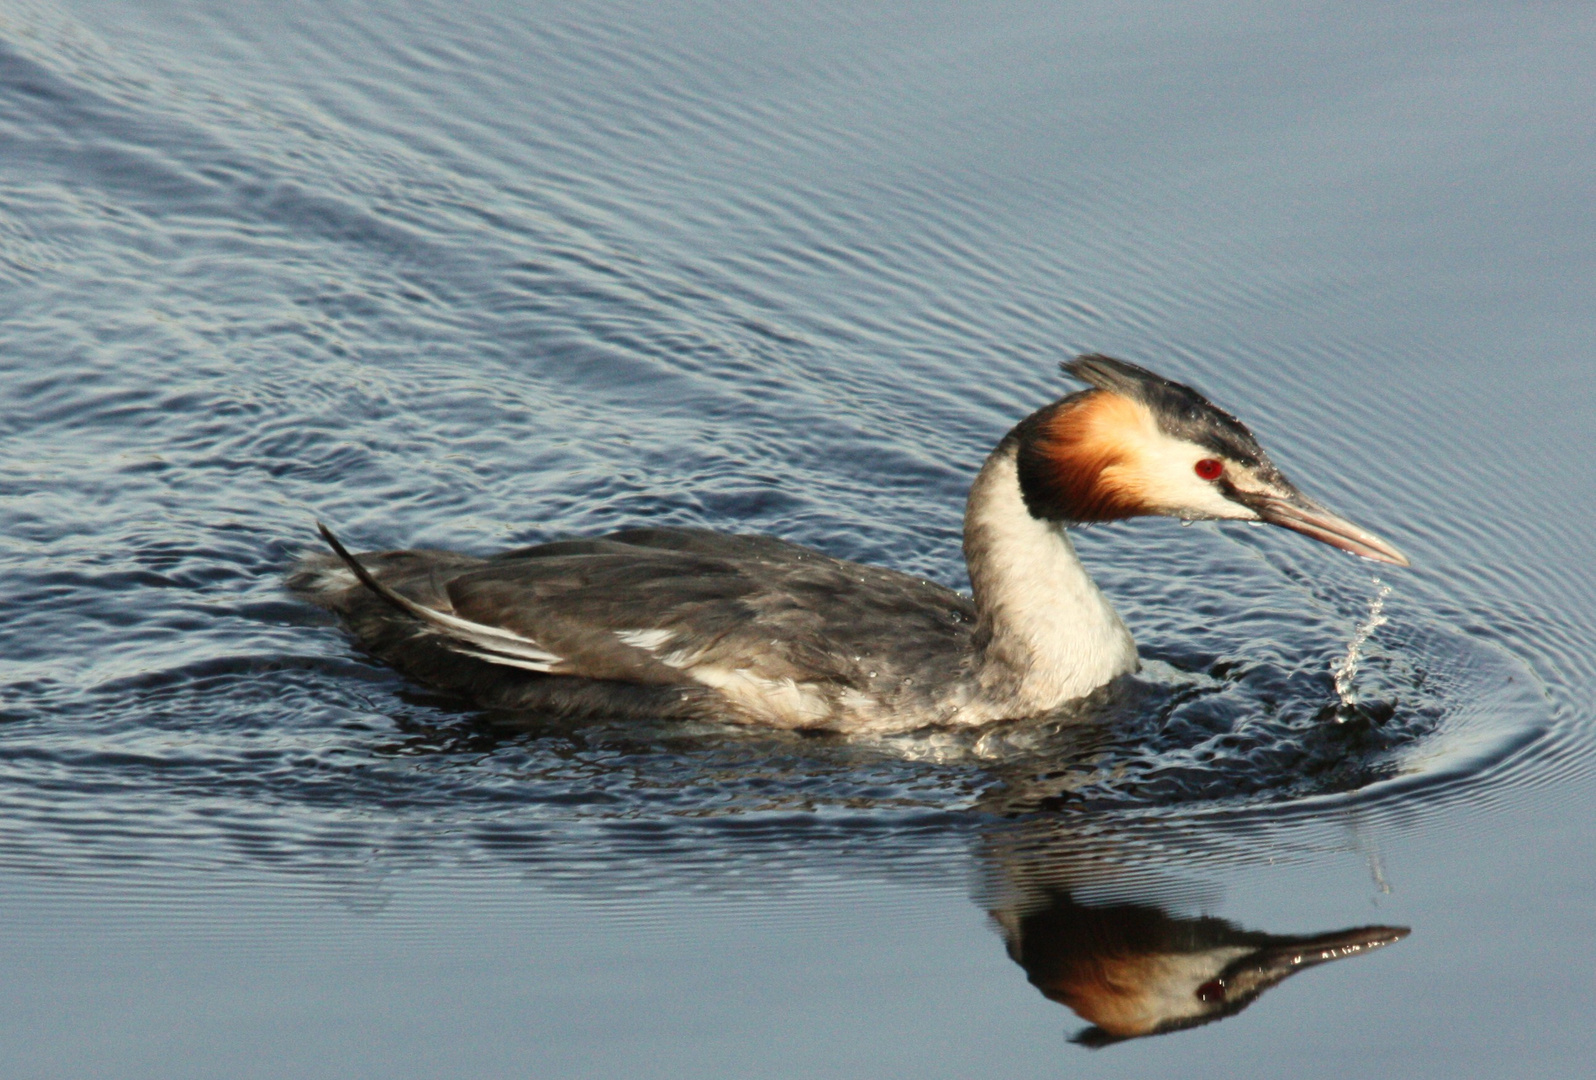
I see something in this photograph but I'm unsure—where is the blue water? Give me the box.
[2,1,1594,1076]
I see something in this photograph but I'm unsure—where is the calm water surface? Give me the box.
[2,1,1593,1076]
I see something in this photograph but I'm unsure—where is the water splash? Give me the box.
[1333,578,1392,708]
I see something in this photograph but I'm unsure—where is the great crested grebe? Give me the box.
[292,355,1407,733]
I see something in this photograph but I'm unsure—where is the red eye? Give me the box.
[1196,978,1227,1003]
[1194,458,1223,481]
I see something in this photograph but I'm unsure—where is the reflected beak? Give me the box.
[1212,925,1410,1006]
[1247,925,1411,978]
[1247,489,1410,567]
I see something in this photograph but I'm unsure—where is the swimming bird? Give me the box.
[291,355,1407,733]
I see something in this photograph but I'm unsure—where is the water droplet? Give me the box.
[1332,578,1392,705]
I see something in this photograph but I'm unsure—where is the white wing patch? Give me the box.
[684,665,833,727]
[615,629,676,652]
[394,603,563,670]
[449,647,561,673]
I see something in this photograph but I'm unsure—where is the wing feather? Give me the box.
[316,523,563,670]
[312,524,979,723]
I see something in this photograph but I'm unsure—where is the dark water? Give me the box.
[2,0,1593,1075]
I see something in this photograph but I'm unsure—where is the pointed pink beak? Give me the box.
[1250,491,1410,567]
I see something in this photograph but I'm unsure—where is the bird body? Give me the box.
[293,355,1406,733]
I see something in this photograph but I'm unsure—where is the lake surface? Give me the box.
[2,0,1593,1075]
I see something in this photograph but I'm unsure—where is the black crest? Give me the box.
[1063,354,1273,471]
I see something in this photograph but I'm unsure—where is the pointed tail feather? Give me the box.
[314,522,562,671]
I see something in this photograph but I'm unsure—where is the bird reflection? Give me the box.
[355,686,1411,1051]
[977,818,1409,1046]
[992,887,1406,1045]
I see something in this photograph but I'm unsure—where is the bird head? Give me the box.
[1012,354,1409,566]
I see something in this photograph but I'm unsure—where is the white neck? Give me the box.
[962,441,1138,715]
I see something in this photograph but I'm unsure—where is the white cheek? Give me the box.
[1137,431,1258,520]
